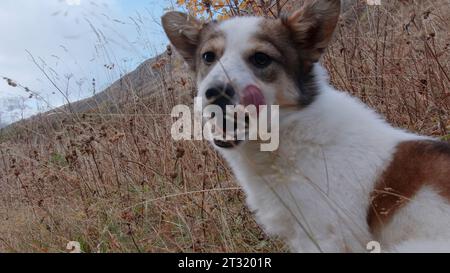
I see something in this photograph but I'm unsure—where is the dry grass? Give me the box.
[325,0,450,137]
[0,69,283,252]
[0,0,449,252]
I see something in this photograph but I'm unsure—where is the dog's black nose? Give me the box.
[205,84,235,110]
[205,88,221,100]
[205,84,235,100]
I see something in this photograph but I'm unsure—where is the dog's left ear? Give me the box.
[162,11,203,69]
[284,0,341,63]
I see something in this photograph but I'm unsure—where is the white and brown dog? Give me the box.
[162,0,450,252]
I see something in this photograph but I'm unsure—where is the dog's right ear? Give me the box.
[162,12,203,69]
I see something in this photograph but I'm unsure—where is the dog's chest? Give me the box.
[219,143,375,252]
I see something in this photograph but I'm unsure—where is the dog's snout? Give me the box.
[205,88,220,100]
[205,84,235,99]
[205,84,235,110]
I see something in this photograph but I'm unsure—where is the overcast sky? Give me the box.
[0,0,171,126]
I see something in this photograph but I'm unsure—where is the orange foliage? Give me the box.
[176,0,283,20]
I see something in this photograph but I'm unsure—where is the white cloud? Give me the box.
[66,0,81,5]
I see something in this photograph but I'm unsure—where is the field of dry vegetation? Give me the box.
[0,0,449,252]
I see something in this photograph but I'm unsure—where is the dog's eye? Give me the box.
[250,52,272,68]
[202,52,216,65]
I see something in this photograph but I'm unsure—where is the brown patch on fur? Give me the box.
[258,20,300,69]
[275,88,301,108]
[199,36,225,56]
[258,19,317,107]
[195,31,225,80]
[254,22,299,106]
[246,38,283,63]
[368,140,450,236]
[254,1,340,107]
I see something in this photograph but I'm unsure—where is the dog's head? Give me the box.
[162,0,340,149]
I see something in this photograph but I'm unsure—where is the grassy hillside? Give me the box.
[0,0,449,252]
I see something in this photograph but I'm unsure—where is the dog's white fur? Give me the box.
[201,17,450,253]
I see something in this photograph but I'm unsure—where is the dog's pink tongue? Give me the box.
[241,85,265,112]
